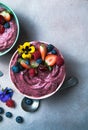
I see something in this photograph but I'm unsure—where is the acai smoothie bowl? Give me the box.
[9,41,66,99]
[0,2,19,56]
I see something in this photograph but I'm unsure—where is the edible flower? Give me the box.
[17,42,35,59]
[0,87,13,102]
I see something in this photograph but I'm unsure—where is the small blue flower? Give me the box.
[0,87,13,103]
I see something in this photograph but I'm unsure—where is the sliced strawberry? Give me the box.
[56,56,64,67]
[0,24,5,34]
[45,54,58,66]
[18,58,30,69]
[39,43,47,60]
[0,11,11,22]
[0,15,6,24]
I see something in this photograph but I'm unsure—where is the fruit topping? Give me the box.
[29,68,36,77]
[0,11,11,21]
[47,44,54,52]
[0,24,5,34]
[30,60,39,68]
[18,58,30,69]
[4,22,10,28]
[11,65,20,73]
[51,49,57,54]
[38,64,48,71]
[45,54,58,66]
[39,43,47,60]
[0,15,6,24]
[56,56,64,67]
[32,50,41,60]
[36,58,42,64]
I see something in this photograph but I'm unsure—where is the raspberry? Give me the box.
[29,68,36,77]
[0,24,5,34]
[6,99,15,108]
[56,56,64,67]
[32,51,41,60]
[0,15,6,25]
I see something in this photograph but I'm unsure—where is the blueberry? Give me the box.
[4,22,10,28]
[16,116,23,123]
[5,112,12,118]
[25,60,30,65]
[11,65,20,73]
[25,97,33,105]
[51,49,57,54]
[0,115,3,122]
[47,44,54,52]
[0,107,4,114]
[36,59,42,64]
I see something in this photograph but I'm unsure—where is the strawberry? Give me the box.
[6,99,15,108]
[18,58,30,69]
[29,68,36,77]
[0,15,6,24]
[45,54,58,66]
[56,56,64,67]
[0,11,11,22]
[39,43,47,60]
[32,50,41,60]
[0,24,5,34]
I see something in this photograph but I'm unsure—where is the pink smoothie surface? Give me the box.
[10,41,66,99]
[0,7,17,51]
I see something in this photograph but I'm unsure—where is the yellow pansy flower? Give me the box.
[17,42,35,59]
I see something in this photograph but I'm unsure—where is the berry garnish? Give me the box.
[4,22,10,28]
[0,15,6,24]
[45,54,58,66]
[18,58,30,69]
[5,112,12,118]
[6,99,15,108]
[51,49,57,54]
[11,65,20,73]
[47,44,54,52]
[29,68,36,77]
[36,58,42,64]
[0,24,5,34]
[56,56,64,67]
[16,116,24,123]
[0,11,11,22]
[39,44,47,60]
[32,50,41,60]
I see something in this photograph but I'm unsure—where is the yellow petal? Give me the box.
[17,45,24,53]
[23,42,30,49]
[29,46,35,53]
[22,53,31,59]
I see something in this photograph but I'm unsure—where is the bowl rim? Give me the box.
[9,41,66,100]
[0,2,20,56]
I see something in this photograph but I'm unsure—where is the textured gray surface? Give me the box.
[0,0,88,130]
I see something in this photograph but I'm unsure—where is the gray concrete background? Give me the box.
[0,0,88,130]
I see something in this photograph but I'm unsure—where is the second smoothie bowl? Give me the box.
[0,2,19,56]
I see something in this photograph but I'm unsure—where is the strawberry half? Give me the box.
[39,43,47,60]
[45,54,58,66]
[0,11,11,22]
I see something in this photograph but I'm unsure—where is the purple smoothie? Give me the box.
[10,41,66,99]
